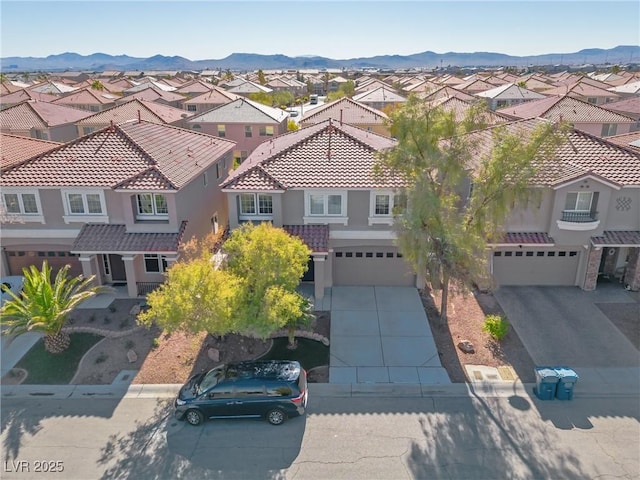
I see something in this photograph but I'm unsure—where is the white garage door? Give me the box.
[493,248,580,286]
[333,247,416,286]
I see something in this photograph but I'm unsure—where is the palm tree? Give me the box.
[0,261,111,353]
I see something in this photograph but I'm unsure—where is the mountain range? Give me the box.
[2,46,638,72]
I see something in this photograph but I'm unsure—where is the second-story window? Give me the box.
[3,192,38,214]
[244,126,252,138]
[565,192,592,212]
[259,126,274,137]
[601,124,617,137]
[239,193,273,216]
[66,193,103,214]
[187,104,197,112]
[372,193,407,216]
[217,125,226,137]
[137,193,168,219]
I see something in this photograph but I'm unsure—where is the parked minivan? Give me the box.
[175,360,308,426]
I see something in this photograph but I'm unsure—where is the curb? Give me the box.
[3,381,639,400]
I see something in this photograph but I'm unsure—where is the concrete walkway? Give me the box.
[329,286,450,385]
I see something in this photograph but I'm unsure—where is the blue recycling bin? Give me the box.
[534,367,559,400]
[554,367,578,400]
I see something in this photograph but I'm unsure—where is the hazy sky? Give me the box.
[1,1,639,60]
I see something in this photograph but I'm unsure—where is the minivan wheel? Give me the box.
[266,408,286,425]
[185,409,204,426]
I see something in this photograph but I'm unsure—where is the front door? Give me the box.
[108,254,126,283]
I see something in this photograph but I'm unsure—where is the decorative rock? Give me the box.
[127,349,138,363]
[208,348,220,362]
[457,340,475,354]
[129,304,141,316]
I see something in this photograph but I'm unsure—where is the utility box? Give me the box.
[554,367,578,400]
[534,367,559,400]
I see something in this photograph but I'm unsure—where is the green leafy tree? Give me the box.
[287,119,299,131]
[224,224,311,346]
[377,96,567,323]
[327,80,356,101]
[138,223,312,347]
[257,69,267,85]
[0,261,111,353]
[91,80,105,91]
[272,90,295,108]
[249,91,272,106]
[222,69,234,81]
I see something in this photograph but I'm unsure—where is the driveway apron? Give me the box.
[329,286,450,384]
[494,285,640,395]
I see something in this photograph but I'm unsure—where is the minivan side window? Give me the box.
[208,386,235,398]
[267,386,293,397]
[236,385,266,397]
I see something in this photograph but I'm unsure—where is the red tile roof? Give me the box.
[496,95,635,124]
[221,120,401,191]
[0,120,236,189]
[0,133,61,170]
[283,225,329,253]
[0,100,93,130]
[76,98,192,127]
[72,222,187,253]
[300,97,388,126]
[464,119,640,186]
[591,231,640,247]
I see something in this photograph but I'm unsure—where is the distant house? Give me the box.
[182,87,241,114]
[226,80,272,97]
[543,81,620,106]
[352,86,406,111]
[299,97,390,136]
[29,81,78,95]
[0,89,58,109]
[476,83,547,111]
[496,95,636,137]
[75,98,194,138]
[186,98,288,164]
[52,87,118,112]
[416,85,477,103]
[600,97,640,126]
[116,86,186,108]
[0,121,236,296]
[0,100,93,142]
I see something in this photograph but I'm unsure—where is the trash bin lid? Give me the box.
[554,367,578,379]
[535,367,558,379]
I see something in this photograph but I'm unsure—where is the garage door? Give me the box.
[6,250,82,277]
[493,249,580,286]
[333,247,416,286]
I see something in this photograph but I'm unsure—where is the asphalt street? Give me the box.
[1,391,638,480]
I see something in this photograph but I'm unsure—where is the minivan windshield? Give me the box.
[197,366,225,395]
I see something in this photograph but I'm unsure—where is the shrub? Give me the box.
[482,314,509,341]
[152,338,160,349]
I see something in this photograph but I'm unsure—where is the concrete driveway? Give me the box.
[329,286,450,385]
[494,285,640,394]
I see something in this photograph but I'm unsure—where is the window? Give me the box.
[218,125,226,137]
[216,164,220,179]
[309,194,342,215]
[370,191,407,223]
[244,126,252,138]
[65,192,103,215]
[600,124,617,137]
[565,192,592,211]
[144,254,168,273]
[136,193,168,218]
[3,192,39,215]
[375,195,390,215]
[187,104,197,112]
[82,127,95,135]
[239,194,273,216]
[259,126,274,137]
[496,100,508,108]
[203,171,208,186]
[587,97,597,105]
[192,124,201,130]
[34,130,48,140]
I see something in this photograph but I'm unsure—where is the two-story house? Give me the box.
[186,98,289,165]
[0,100,94,142]
[497,95,637,138]
[299,97,390,136]
[470,119,640,291]
[221,119,415,302]
[182,87,241,115]
[475,83,547,111]
[0,120,236,297]
[52,87,119,112]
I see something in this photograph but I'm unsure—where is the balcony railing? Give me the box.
[137,282,163,296]
[561,210,598,223]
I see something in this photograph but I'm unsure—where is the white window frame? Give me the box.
[259,125,274,137]
[304,190,348,225]
[238,193,274,221]
[136,193,169,220]
[368,190,407,225]
[61,189,108,224]
[1,189,44,223]
[565,191,593,212]
[143,254,168,273]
